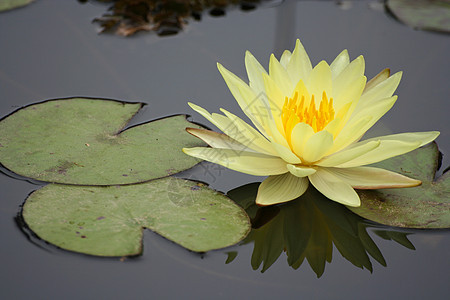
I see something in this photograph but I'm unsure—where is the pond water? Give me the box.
[1,0,449,299]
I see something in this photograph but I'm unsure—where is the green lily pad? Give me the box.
[350,142,450,229]
[386,0,450,33]
[22,177,251,255]
[0,98,205,185]
[0,0,33,12]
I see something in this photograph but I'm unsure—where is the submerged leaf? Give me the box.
[22,177,251,255]
[0,0,33,12]
[0,98,205,185]
[351,142,450,229]
[386,0,450,33]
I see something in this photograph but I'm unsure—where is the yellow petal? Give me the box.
[245,50,267,95]
[219,109,278,155]
[326,167,421,189]
[280,50,292,68]
[217,63,268,133]
[336,131,440,168]
[186,128,257,152]
[256,173,309,206]
[332,75,366,114]
[271,142,302,164]
[333,55,365,97]
[306,61,332,102]
[330,49,350,79]
[356,71,402,114]
[291,122,315,159]
[317,140,380,167]
[302,130,334,163]
[364,68,390,93]
[287,164,316,177]
[269,53,294,96]
[286,39,312,84]
[182,147,288,176]
[308,169,361,206]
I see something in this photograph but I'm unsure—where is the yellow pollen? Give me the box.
[281,91,335,143]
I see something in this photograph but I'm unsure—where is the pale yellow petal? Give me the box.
[327,167,422,189]
[364,68,390,93]
[302,130,334,163]
[186,128,257,152]
[317,140,380,167]
[217,63,268,133]
[286,39,312,84]
[182,147,288,176]
[245,51,267,95]
[287,164,316,177]
[269,53,294,96]
[219,109,278,156]
[330,49,350,79]
[291,122,315,159]
[327,115,373,155]
[280,50,292,68]
[271,142,302,164]
[356,71,402,114]
[308,169,361,206]
[256,173,309,206]
[333,56,365,97]
[336,131,440,168]
[306,61,332,102]
[330,95,398,154]
[332,75,366,113]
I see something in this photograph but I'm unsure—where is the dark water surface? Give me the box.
[1,1,449,299]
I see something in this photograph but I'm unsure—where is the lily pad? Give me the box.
[350,142,450,229]
[0,0,33,12]
[386,0,450,33]
[0,98,205,185]
[22,177,251,255]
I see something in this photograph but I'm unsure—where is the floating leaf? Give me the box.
[350,142,450,229]
[0,0,33,12]
[22,177,251,255]
[0,98,205,185]
[386,0,450,33]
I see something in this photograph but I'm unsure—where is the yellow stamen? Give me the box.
[281,91,335,145]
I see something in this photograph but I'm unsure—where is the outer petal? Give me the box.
[330,49,350,79]
[327,167,421,189]
[286,39,312,84]
[256,173,309,206]
[186,128,258,152]
[271,142,302,164]
[364,68,390,93]
[302,130,334,163]
[309,169,361,206]
[336,131,440,168]
[219,109,278,155]
[245,51,268,95]
[355,71,402,114]
[287,164,317,177]
[182,147,288,176]
[217,63,269,133]
[317,140,380,167]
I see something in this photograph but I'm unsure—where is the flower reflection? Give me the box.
[227,183,415,277]
[80,0,267,36]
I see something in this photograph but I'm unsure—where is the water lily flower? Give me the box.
[183,39,439,207]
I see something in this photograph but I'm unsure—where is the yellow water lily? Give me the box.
[183,39,439,207]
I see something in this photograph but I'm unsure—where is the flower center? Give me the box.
[281,91,335,141]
